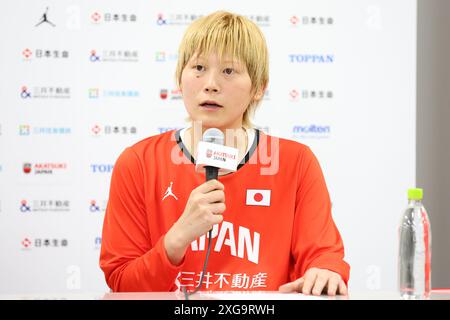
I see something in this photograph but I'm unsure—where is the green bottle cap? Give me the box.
[408,188,423,200]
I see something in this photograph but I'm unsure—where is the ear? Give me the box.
[252,84,267,102]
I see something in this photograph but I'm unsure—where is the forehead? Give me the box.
[190,51,244,65]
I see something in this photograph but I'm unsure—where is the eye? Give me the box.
[224,68,234,75]
[194,64,204,72]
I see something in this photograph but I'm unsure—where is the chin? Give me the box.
[191,116,226,129]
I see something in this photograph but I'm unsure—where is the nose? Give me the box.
[203,71,220,93]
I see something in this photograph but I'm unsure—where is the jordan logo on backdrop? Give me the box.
[35,7,56,27]
[162,181,178,201]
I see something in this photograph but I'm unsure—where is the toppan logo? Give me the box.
[288,54,334,63]
[94,237,102,249]
[90,164,114,173]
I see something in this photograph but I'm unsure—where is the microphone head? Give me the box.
[196,127,238,173]
[202,128,224,146]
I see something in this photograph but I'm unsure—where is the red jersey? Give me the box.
[99,129,350,292]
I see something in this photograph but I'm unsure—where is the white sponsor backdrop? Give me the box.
[0,0,416,294]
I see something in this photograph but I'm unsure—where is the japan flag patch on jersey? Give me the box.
[246,189,271,206]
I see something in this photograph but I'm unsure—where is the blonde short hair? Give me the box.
[175,11,269,128]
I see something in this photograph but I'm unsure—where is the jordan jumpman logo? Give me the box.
[36,7,56,27]
[162,182,178,201]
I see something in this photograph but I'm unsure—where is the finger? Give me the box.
[296,278,305,292]
[278,278,304,293]
[209,213,223,225]
[204,189,225,204]
[210,202,226,215]
[197,179,224,193]
[311,274,328,296]
[338,280,348,295]
[301,273,317,295]
[326,277,340,296]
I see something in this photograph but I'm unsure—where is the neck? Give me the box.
[184,124,248,164]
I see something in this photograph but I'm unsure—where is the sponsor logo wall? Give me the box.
[0,1,416,294]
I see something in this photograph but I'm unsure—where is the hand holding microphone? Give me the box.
[173,179,225,238]
[164,128,238,266]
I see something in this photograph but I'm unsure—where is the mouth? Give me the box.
[199,100,223,109]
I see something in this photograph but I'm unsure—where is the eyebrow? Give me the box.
[193,57,241,64]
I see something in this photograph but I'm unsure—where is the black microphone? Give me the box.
[183,128,225,300]
[202,128,225,181]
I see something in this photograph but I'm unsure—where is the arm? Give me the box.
[280,146,350,295]
[99,147,185,292]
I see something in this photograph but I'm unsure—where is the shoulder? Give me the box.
[129,130,177,154]
[257,130,322,179]
[114,130,177,168]
[259,130,315,160]
[258,132,328,192]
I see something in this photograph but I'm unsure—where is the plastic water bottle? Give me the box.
[398,188,432,299]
